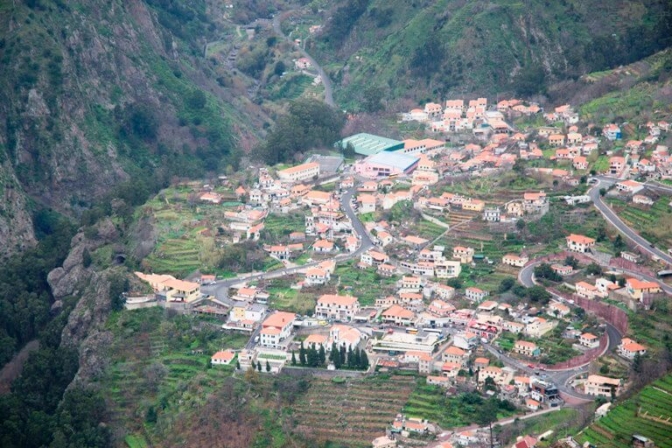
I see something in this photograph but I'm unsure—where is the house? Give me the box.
[525,317,555,337]
[303,190,333,207]
[358,194,377,213]
[502,253,529,267]
[462,199,485,212]
[434,284,456,300]
[514,340,540,357]
[315,294,360,321]
[633,194,654,205]
[575,281,599,299]
[199,192,222,204]
[434,260,462,279]
[260,312,296,348]
[305,267,331,286]
[625,278,662,301]
[381,305,416,326]
[453,331,480,350]
[417,352,434,374]
[621,251,639,263]
[158,278,201,303]
[609,156,626,175]
[427,375,452,387]
[400,275,422,290]
[526,398,541,411]
[474,357,490,369]
[523,191,548,213]
[377,263,397,277]
[210,350,236,367]
[403,235,429,249]
[616,180,644,194]
[551,263,574,277]
[573,156,589,170]
[277,162,320,183]
[442,346,468,366]
[477,366,514,386]
[617,338,647,360]
[428,299,455,317]
[330,325,363,349]
[603,124,622,141]
[377,231,394,247]
[452,246,475,263]
[229,303,265,323]
[548,134,566,147]
[313,239,335,253]
[465,287,489,302]
[585,375,622,397]
[566,234,596,253]
[579,332,600,349]
[483,207,501,222]
[548,301,570,317]
[567,132,583,145]
[477,300,498,312]
[361,249,389,266]
[503,321,525,334]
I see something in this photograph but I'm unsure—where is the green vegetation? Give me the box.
[314,0,672,105]
[335,262,399,306]
[577,374,672,448]
[606,197,672,248]
[403,380,517,429]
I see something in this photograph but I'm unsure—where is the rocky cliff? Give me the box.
[0,0,265,257]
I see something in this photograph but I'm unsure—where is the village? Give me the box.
[128,95,672,448]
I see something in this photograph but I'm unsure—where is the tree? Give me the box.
[146,406,157,424]
[614,234,626,252]
[319,344,326,366]
[257,361,262,372]
[187,89,207,110]
[564,256,579,269]
[599,188,607,197]
[236,360,240,370]
[245,366,259,383]
[82,248,92,268]
[360,350,369,370]
[497,277,515,293]
[446,277,463,289]
[476,398,500,448]
[527,285,552,304]
[299,341,306,365]
[265,360,271,372]
[586,262,603,276]
[291,350,297,366]
[273,60,286,76]
[533,263,562,282]
[362,86,385,113]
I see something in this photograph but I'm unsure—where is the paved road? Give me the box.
[590,177,672,266]
[272,13,335,107]
[202,186,374,300]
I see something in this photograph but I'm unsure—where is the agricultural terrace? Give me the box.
[577,374,672,448]
[605,196,672,249]
[496,327,581,365]
[403,378,517,428]
[291,375,416,447]
[335,262,401,306]
[96,308,248,445]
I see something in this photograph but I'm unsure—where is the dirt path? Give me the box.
[0,340,39,394]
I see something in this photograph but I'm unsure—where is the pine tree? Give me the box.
[329,342,338,362]
[347,346,354,368]
[319,344,326,366]
[360,350,369,370]
[339,345,346,366]
[266,360,271,372]
[236,360,240,370]
[257,361,262,372]
[291,350,297,366]
[299,341,306,365]
[308,344,319,367]
[353,348,361,368]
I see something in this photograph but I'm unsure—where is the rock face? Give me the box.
[0,0,264,258]
[47,219,125,384]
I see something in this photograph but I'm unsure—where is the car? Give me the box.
[528,363,535,368]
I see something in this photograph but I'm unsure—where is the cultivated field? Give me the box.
[577,374,672,448]
[292,375,416,446]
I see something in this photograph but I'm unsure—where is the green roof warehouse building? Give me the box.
[338,133,405,156]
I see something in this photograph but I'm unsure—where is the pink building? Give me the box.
[354,152,419,178]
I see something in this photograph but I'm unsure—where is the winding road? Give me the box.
[272,12,335,107]
[202,185,373,300]
[590,177,672,267]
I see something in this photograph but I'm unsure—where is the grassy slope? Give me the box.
[310,0,670,107]
[576,374,672,448]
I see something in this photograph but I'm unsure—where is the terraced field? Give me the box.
[607,197,672,248]
[143,238,203,276]
[292,375,416,446]
[577,374,672,448]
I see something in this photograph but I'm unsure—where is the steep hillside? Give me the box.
[307,0,672,108]
[0,0,269,256]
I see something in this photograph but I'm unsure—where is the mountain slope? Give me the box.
[308,0,672,108]
[0,0,266,256]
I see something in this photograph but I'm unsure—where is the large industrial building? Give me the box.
[338,133,405,156]
[353,151,420,178]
